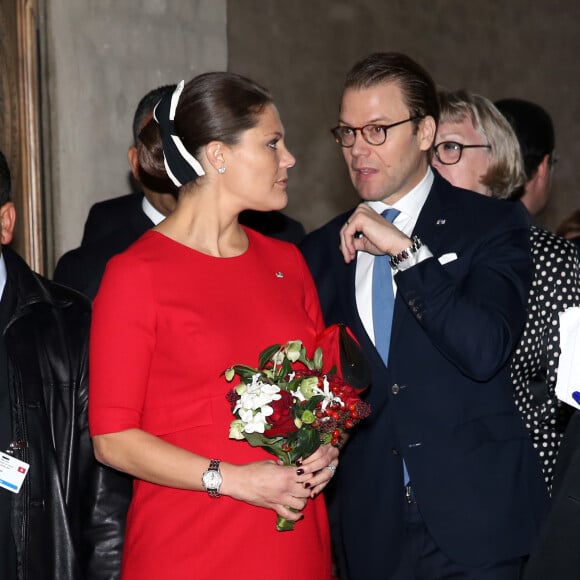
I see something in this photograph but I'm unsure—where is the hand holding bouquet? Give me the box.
[224,324,370,531]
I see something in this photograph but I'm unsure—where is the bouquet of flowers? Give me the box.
[224,323,371,531]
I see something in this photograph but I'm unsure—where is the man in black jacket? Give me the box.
[0,150,125,580]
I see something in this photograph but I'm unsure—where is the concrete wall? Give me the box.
[45,0,227,267]
[227,1,580,234]
[45,0,580,267]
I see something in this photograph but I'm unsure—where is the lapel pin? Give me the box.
[276,272,284,278]
[436,218,446,225]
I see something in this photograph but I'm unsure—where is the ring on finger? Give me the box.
[325,464,337,475]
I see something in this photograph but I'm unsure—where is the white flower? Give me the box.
[312,375,345,411]
[232,374,282,436]
[239,408,270,434]
[233,374,281,414]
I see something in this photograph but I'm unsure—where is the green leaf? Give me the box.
[301,395,324,411]
[280,357,292,379]
[243,432,284,448]
[230,364,261,382]
[290,426,322,462]
[259,344,281,369]
[313,347,323,371]
[241,432,292,463]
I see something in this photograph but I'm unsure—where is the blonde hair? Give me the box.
[438,89,525,199]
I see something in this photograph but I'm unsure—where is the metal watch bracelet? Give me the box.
[390,236,423,270]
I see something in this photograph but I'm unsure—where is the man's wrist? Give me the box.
[390,237,433,272]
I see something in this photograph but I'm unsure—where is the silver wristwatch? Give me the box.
[201,459,222,498]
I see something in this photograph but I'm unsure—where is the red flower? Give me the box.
[265,390,298,437]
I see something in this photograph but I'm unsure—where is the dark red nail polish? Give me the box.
[296,468,304,475]
[304,482,311,489]
[296,459,303,467]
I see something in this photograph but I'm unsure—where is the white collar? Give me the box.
[366,167,433,221]
[0,252,6,302]
[142,196,166,226]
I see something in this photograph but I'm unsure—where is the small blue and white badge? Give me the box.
[0,452,29,494]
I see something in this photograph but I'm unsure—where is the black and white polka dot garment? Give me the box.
[510,226,580,493]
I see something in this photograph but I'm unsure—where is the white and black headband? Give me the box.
[153,80,206,187]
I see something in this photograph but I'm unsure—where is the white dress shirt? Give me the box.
[141,196,166,226]
[356,168,434,344]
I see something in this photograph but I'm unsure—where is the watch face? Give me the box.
[203,470,222,490]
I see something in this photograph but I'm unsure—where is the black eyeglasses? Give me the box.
[331,116,424,148]
[432,141,491,165]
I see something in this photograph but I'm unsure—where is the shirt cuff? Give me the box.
[393,244,433,273]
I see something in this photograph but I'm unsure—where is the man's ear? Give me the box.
[418,116,437,152]
[0,202,16,245]
[127,145,140,181]
[526,154,551,195]
[536,154,551,182]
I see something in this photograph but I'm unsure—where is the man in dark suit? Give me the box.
[53,84,178,298]
[54,85,306,299]
[300,52,548,580]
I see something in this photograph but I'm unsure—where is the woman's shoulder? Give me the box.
[109,230,168,263]
[246,227,309,270]
[103,230,168,280]
[245,226,298,254]
[531,225,576,252]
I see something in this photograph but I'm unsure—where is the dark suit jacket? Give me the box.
[55,193,307,299]
[523,409,580,580]
[81,193,147,246]
[54,198,153,299]
[300,172,548,580]
[81,192,306,247]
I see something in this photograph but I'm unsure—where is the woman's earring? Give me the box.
[218,166,226,174]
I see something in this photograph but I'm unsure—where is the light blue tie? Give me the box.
[372,208,400,367]
[371,209,410,486]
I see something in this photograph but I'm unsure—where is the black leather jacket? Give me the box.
[3,247,127,580]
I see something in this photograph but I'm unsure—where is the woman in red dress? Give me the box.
[89,73,336,579]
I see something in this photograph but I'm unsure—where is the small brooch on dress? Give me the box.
[275,272,284,278]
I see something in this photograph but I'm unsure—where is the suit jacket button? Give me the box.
[391,384,400,395]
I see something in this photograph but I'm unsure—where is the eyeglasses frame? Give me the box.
[432,141,492,166]
[331,115,425,148]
